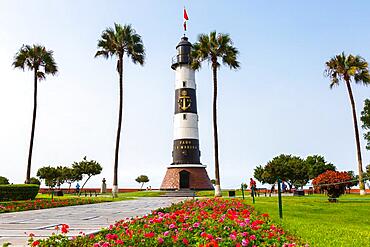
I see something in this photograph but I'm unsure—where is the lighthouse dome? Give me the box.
[171,36,192,70]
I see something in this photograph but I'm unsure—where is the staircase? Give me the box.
[161,189,196,197]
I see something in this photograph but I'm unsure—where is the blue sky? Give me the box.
[1,1,370,189]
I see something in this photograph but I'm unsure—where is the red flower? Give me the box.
[182,238,189,245]
[32,240,40,246]
[61,224,69,234]
[144,232,155,238]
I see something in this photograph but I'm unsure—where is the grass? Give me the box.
[199,191,370,246]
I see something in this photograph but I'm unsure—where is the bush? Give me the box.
[0,176,9,185]
[0,184,39,201]
[312,170,352,201]
[29,177,41,185]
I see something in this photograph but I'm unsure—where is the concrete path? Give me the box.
[0,197,185,246]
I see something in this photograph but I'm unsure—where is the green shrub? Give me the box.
[0,184,39,201]
[0,176,9,185]
[29,177,41,185]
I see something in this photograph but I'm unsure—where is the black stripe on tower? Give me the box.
[172,139,201,164]
[175,88,197,114]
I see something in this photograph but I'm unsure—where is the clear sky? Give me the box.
[1,0,370,189]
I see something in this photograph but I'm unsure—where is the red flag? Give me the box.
[183,21,187,31]
[184,8,189,20]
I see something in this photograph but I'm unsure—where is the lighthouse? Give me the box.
[160,36,214,191]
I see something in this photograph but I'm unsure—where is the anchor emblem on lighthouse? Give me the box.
[178,90,192,111]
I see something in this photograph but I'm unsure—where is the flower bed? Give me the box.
[30,198,302,246]
[0,197,112,213]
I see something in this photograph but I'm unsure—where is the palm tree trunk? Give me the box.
[26,69,38,184]
[212,63,222,197]
[345,79,366,195]
[113,56,124,198]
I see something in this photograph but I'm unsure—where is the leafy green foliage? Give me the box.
[254,154,308,189]
[191,31,240,70]
[62,167,82,190]
[135,175,149,189]
[325,52,370,88]
[95,23,145,67]
[72,156,102,190]
[29,177,41,185]
[12,44,58,80]
[0,176,9,185]
[0,184,39,201]
[346,170,359,190]
[37,166,61,189]
[305,155,336,179]
[361,99,370,150]
[254,154,336,189]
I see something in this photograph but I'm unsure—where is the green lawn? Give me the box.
[199,192,370,247]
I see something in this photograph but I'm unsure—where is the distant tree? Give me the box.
[191,31,240,197]
[0,176,9,185]
[325,53,370,195]
[95,23,145,197]
[62,167,82,192]
[254,154,309,191]
[135,175,149,189]
[37,166,60,198]
[12,44,58,184]
[346,171,359,193]
[361,99,370,150]
[72,157,102,191]
[29,177,41,185]
[305,155,336,179]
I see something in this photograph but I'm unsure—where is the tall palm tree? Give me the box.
[95,23,145,197]
[325,52,370,195]
[191,31,240,197]
[13,45,58,184]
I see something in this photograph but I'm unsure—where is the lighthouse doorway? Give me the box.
[179,170,190,189]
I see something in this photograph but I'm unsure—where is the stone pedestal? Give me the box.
[161,166,214,190]
[101,178,107,193]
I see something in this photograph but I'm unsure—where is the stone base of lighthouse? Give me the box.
[160,166,214,190]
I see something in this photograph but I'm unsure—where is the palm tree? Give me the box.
[325,52,370,195]
[191,31,240,197]
[12,45,58,184]
[95,23,145,197]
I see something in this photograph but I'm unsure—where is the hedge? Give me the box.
[0,184,39,201]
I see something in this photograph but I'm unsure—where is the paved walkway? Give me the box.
[0,197,185,246]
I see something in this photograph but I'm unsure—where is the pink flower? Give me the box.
[169,223,176,229]
[93,243,100,247]
[239,222,246,227]
[102,243,110,247]
[242,239,249,246]
[230,233,237,240]
[250,235,256,241]
[163,231,169,236]
[158,237,164,244]
[193,222,200,228]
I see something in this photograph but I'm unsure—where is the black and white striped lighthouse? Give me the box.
[161,36,213,190]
